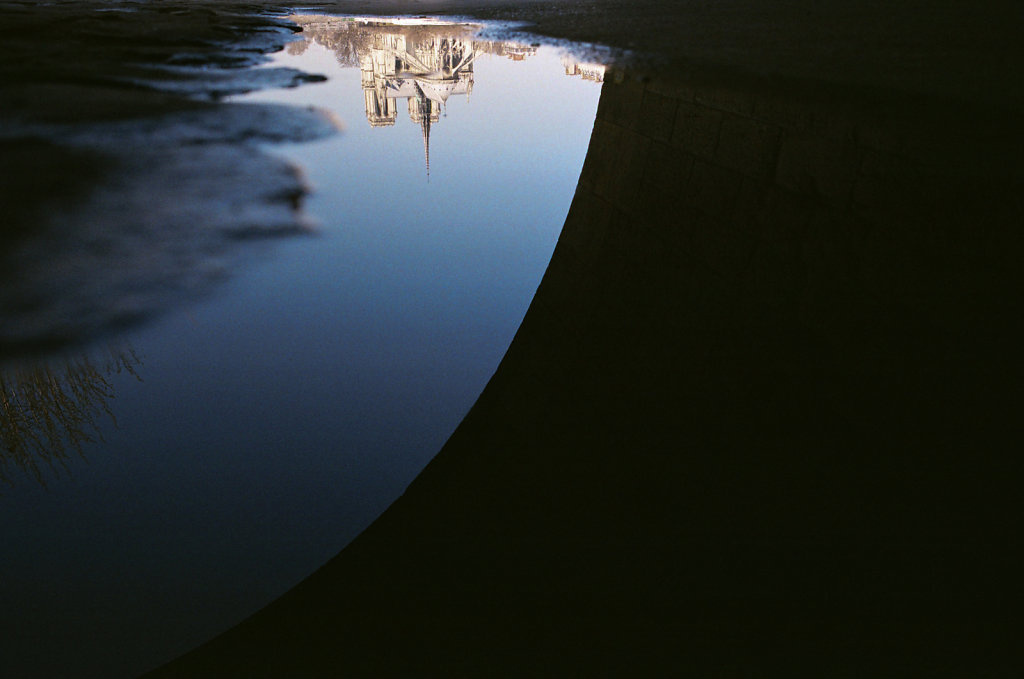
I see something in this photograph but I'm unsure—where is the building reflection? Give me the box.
[292,16,598,176]
[0,347,141,487]
[356,28,476,176]
[561,55,605,82]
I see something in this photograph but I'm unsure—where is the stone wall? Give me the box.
[527,69,1022,538]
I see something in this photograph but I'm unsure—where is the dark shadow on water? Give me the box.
[0,3,343,364]
[0,139,110,251]
[150,57,1023,676]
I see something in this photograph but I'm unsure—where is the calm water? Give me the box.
[0,16,602,678]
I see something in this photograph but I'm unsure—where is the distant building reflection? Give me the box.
[561,55,605,82]
[0,347,141,487]
[291,16,599,176]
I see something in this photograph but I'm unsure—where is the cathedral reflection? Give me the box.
[357,29,476,176]
[291,16,602,176]
[0,347,141,487]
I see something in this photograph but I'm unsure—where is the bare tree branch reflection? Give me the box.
[0,347,142,487]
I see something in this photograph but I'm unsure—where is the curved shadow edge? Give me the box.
[147,64,1024,676]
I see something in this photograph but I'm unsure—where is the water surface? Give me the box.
[0,16,602,678]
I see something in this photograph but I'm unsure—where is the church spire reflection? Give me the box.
[291,15,600,178]
[356,25,475,179]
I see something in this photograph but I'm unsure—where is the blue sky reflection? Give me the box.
[0,16,602,678]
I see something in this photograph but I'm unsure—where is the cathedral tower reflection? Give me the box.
[359,31,475,177]
[292,16,597,177]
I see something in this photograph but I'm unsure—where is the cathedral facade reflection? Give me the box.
[292,16,598,176]
[358,29,476,176]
